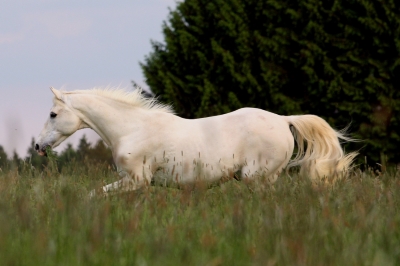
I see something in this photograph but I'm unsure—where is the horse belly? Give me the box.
[151,154,223,187]
[124,108,293,185]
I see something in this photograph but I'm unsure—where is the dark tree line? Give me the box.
[141,0,400,166]
[0,136,114,173]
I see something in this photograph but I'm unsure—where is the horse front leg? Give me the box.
[89,167,152,198]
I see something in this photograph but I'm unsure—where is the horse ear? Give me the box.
[50,87,64,102]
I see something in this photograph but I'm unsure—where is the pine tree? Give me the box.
[57,143,78,170]
[142,0,400,165]
[0,145,9,170]
[88,140,113,166]
[77,135,91,161]
[11,150,21,171]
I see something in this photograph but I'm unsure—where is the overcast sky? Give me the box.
[0,0,178,158]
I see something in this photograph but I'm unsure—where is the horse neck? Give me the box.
[69,93,147,148]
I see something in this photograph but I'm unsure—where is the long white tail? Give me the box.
[284,115,358,182]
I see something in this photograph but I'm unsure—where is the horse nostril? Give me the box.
[35,144,39,150]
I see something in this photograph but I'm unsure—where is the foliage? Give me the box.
[141,0,400,166]
[9,136,114,173]
[0,145,8,170]
[0,162,400,265]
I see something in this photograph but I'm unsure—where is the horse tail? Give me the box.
[283,115,358,182]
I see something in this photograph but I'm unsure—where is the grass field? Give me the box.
[0,159,399,266]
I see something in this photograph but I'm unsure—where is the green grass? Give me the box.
[1,160,400,265]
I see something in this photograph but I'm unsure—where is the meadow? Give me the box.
[0,158,399,266]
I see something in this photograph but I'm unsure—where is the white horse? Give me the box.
[35,87,357,195]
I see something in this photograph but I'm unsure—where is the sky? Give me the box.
[0,0,178,158]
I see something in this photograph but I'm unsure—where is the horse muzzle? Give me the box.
[35,143,49,157]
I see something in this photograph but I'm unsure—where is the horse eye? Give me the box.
[50,112,57,118]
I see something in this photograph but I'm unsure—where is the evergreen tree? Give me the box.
[142,0,400,165]
[57,143,78,170]
[11,150,21,171]
[88,140,114,166]
[0,136,113,173]
[77,135,91,161]
[0,145,9,170]
[61,136,113,167]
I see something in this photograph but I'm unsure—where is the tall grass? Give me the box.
[0,158,399,265]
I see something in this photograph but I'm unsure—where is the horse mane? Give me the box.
[64,87,174,114]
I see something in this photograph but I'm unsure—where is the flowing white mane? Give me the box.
[64,88,174,114]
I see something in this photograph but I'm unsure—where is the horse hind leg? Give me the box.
[240,155,288,184]
[240,159,272,183]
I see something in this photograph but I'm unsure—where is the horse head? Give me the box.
[35,87,85,156]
